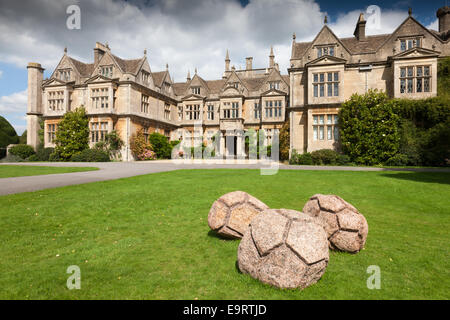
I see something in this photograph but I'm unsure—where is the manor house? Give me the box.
[27,6,450,160]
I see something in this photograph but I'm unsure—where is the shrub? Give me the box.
[105,131,123,151]
[336,154,351,166]
[339,90,401,165]
[70,148,110,162]
[54,107,90,161]
[298,152,313,165]
[311,149,338,165]
[279,121,290,161]
[0,154,24,163]
[0,148,6,159]
[27,154,39,162]
[0,116,19,149]
[9,144,35,159]
[149,132,172,159]
[49,152,62,162]
[130,130,153,160]
[385,154,409,166]
[35,146,55,161]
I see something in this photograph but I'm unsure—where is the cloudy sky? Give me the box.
[0,0,443,134]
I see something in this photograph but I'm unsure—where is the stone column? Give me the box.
[236,132,243,159]
[220,132,225,158]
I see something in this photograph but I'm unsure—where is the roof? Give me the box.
[68,57,94,77]
[152,71,167,87]
[112,55,143,74]
[340,34,390,54]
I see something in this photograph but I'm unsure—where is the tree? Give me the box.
[339,90,401,165]
[54,107,90,161]
[149,132,172,159]
[0,116,19,149]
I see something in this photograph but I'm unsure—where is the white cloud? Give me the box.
[427,19,439,31]
[0,90,27,114]
[0,70,3,79]
[0,0,410,83]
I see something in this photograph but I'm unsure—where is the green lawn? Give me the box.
[0,165,98,178]
[0,169,448,299]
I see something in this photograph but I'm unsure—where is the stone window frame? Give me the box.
[91,88,109,109]
[222,101,239,119]
[313,114,338,141]
[164,103,171,120]
[399,37,421,52]
[57,69,71,82]
[100,65,113,78]
[316,45,335,58]
[177,106,183,120]
[191,86,201,95]
[254,102,261,119]
[313,72,339,98]
[143,127,150,143]
[141,94,149,113]
[185,104,200,120]
[48,90,65,111]
[269,81,280,90]
[141,71,150,84]
[90,121,108,143]
[47,123,57,143]
[399,65,431,94]
[207,104,214,120]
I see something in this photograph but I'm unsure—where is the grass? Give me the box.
[0,169,449,299]
[0,165,99,178]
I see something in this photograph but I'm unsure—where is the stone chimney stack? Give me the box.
[94,42,108,65]
[269,46,275,68]
[26,62,44,149]
[246,57,253,70]
[354,13,366,41]
[437,6,450,33]
[225,49,230,72]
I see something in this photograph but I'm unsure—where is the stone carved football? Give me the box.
[208,191,269,239]
[302,194,368,253]
[237,209,329,289]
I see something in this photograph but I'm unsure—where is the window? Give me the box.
[90,122,108,143]
[47,123,57,143]
[142,71,150,84]
[400,38,421,52]
[191,87,200,95]
[313,72,339,98]
[143,127,150,143]
[222,102,239,119]
[48,91,64,111]
[178,106,183,120]
[186,104,200,120]
[269,81,280,90]
[100,66,113,78]
[254,102,261,119]
[313,114,338,141]
[141,94,149,113]
[164,103,171,120]
[316,46,335,58]
[57,69,71,81]
[207,105,214,120]
[274,101,282,118]
[400,65,431,94]
[91,88,109,109]
[230,82,239,89]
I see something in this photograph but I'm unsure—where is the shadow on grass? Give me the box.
[207,230,240,241]
[380,171,450,185]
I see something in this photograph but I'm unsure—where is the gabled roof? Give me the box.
[68,57,95,77]
[340,34,390,54]
[205,79,226,94]
[111,54,144,74]
[152,71,168,88]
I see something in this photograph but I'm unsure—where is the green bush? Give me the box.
[0,148,6,159]
[0,154,24,163]
[339,90,401,165]
[54,107,90,161]
[49,152,62,162]
[311,149,338,165]
[279,121,290,161]
[298,152,313,165]
[336,154,351,166]
[0,116,19,149]
[70,148,110,162]
[27,154,39,162]
[149,132,172,159]
[385,154,409,166]
[35,146,55,161]
[9,144,35,159]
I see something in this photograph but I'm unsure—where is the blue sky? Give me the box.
[0,0,445,135]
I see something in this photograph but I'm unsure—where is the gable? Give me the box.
[303,26,352,61]
[306,55,347,67]
[391,47,440,60]
[50,55,79,80]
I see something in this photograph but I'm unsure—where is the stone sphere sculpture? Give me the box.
[303,194,368,253]
[208,191,269,239]
[237,209,329,289]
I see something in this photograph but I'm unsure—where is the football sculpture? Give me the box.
[238,209,329,289]
[302,194,368,253]
[208,191,269,239]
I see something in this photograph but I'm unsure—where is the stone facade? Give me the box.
[289,8,450,154]
[27,7,450,160]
